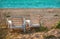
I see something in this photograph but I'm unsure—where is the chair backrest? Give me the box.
[11,17,23,26]
[7,17,26,32]
[30,14,40,26]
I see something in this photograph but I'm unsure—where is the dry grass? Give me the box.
[0,24,60,39]
[0,28,8,39]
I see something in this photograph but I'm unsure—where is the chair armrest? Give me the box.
[8,20,12,24]
[7,20,12,28]
[31,24,40,27]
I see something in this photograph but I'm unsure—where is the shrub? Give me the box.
[56,21,60,29]
[45,35,57,39]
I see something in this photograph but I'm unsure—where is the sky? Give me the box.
[0,0,60,8]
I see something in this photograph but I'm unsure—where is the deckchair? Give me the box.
[7,16,26,32]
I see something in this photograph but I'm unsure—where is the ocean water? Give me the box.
[0,0,60,8]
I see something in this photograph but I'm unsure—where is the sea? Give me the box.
[0,0,60,8]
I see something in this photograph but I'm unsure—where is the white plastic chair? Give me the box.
[7,17,26,32]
